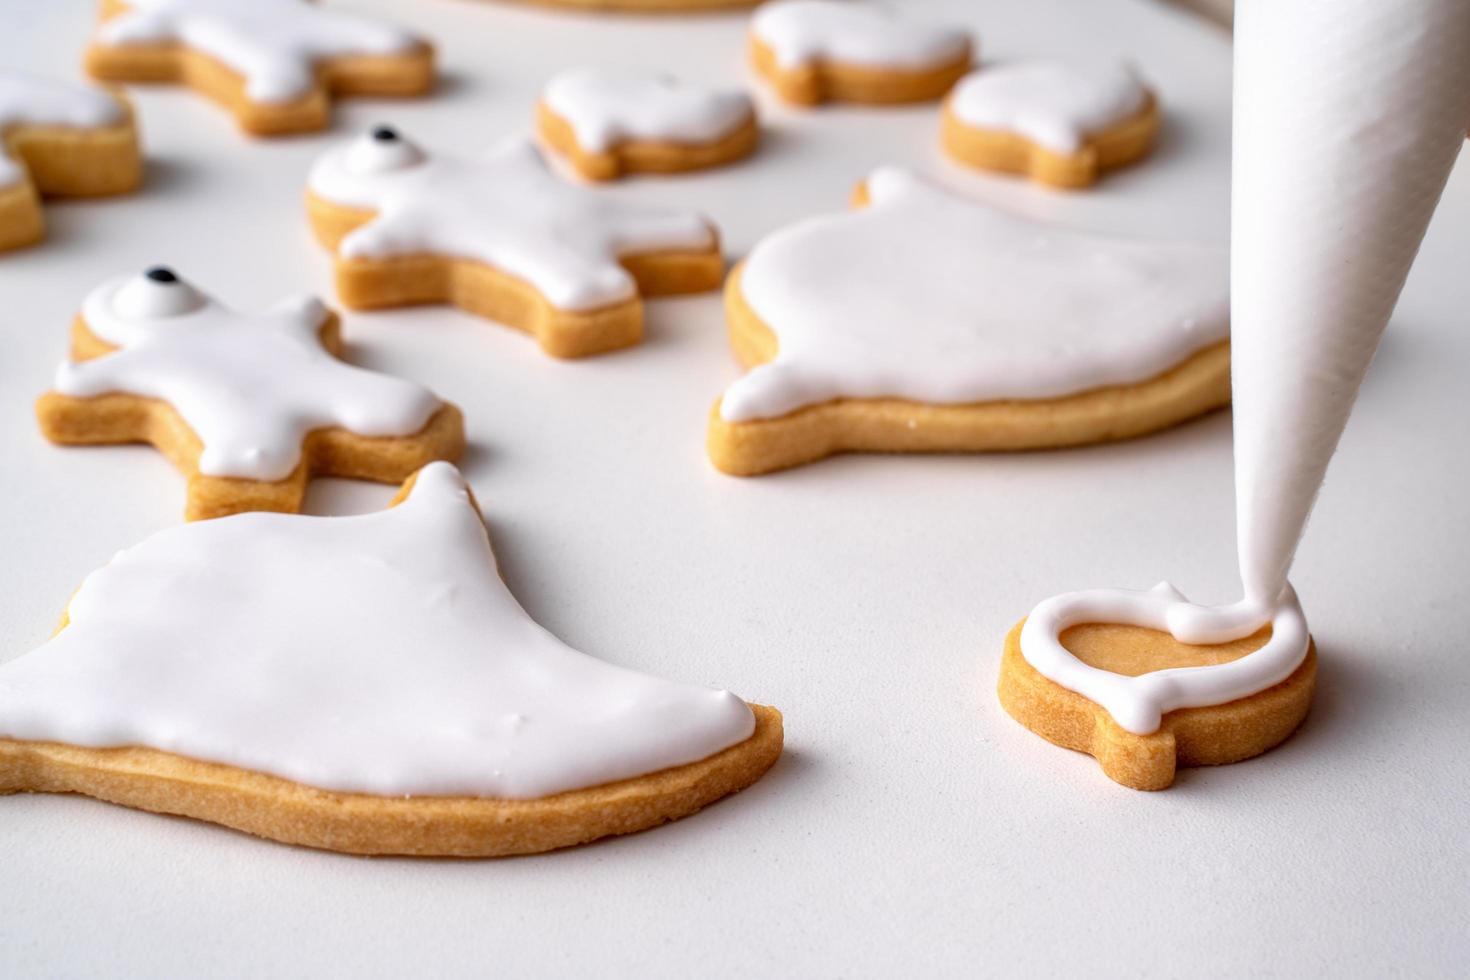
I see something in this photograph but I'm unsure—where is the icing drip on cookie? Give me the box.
[720,167,1227,423]
[0,72,126,187]
[542,67,754,153]
[751,0,969,71]
[1018,0,1470,733]
[308,133,718,311]
[95,0,423,104]
[54,270,442,481]
[947,61,1148,154]
[0,463,755,799]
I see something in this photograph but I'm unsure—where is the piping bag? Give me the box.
[1229,0,1470,617]
[1017,0,1469,734]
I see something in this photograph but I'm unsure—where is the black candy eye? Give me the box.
[371,126,398,142]
[145,266,178,284]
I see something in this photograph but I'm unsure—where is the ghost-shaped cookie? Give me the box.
[709,167,1230,475]
[0,462,783,856]
[942,60,1160,188]
[537,67,758,181]
[85,0,434,135]
[0,72,142,253]
[750,1,973,106]
[35,267,464,520]
[307,129,723,358]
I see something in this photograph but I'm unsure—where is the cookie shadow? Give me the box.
[1167,640,1387,790]
[142,155,201,195]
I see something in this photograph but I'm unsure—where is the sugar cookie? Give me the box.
[307,130,724,358]
[35,267,464,521]
[750,0,972,106]
[708,167,1229,475]
[942,61,1159,188]
[0,463,782,856]
[0,72,142,253]
[537,67,758,181]
[84,0,434,136]
[999,585,1315,790]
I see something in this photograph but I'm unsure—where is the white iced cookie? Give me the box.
[85,0,435,136]
[942,61,1160,188]
[708,167,1230,474]
[36,267,464,520]
[306,129,724,358]
[0,462,783,856]
[0,71,141,253]
[537,67,758,181]
[750,0,973,106]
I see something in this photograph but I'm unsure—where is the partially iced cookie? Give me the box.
[0,463,782,856]
[537,67,758,181]
[0,72,142,253]
[999,586,1315,790]
[750,0,972,106]
[942,61,1159,188]
[35,267,464,521]
[306,129,724,358]
[709,168,1230,475]
[84,0,435,136]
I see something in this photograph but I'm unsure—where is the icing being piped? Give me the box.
[1018,0,1470,732]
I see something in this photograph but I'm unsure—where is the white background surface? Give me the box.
[2,1,1467,976]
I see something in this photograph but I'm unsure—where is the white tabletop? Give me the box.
[2,1,1467,976]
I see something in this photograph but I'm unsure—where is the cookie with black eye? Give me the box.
[306,128,724,358]
[35,267,464,520]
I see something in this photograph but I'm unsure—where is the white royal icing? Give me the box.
[0,72,126,188]
[308,131,718,311]
[542,67,754,153]
[0,462,756,798]
[95,0,423,105]
[1018,0,1470,734]
[1020,583,1309,735]
[751,0,970,72]
[719,167,1227,423]
[53,269,443,482]
[947,60,1149,155]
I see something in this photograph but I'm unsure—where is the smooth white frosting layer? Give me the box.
[54,270,442,482]
[95,0,422,104]
[0,72,126,187]
[721,167,1227,422]
[308,132,718,311]
[543,67,753,153]
[0,463,756,799]
[948,60,1148,154]
[1019,0,1470,733]
[751,0,969,71]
